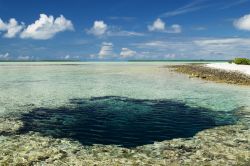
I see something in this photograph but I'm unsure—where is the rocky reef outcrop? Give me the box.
[0,115,249,165]
[168,64,250,86]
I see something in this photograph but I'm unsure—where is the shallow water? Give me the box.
[0,62,250,147]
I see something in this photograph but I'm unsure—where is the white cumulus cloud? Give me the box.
[98,42,114,58]
[87,20,107,36]
[64,55,70,59]
[120,48,136,58]
[148,18,181,33]
[87,20,143,37]
[20,14,74,40]
[148,18,165,31]
[0,52,10,59]
[0,18,24,38]
[234,13,250,31]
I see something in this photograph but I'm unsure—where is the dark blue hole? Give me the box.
[18,96,237,148]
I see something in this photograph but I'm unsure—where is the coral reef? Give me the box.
[0,118,23,135]
[168,64,250,86]
[0,94,249,165]
[0,119,249,165]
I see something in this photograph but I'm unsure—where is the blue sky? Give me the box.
[1,0,250,60]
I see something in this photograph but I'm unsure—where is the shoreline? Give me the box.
[168,64,250,86]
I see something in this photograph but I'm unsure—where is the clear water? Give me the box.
[0,62,249,147]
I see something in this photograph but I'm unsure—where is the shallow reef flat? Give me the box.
[0,107,249,166]
[0,63,249,165]
[0,124,249,165]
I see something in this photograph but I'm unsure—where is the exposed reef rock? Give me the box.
[0,118,23,135]
[168,64,250,86]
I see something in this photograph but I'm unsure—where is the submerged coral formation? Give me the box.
[0,124,249,165]
[0,118,23,135]
[0,104,249,165]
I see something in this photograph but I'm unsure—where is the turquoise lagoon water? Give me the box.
[0,62,249,147]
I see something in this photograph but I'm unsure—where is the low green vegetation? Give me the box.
[229,58,250,65]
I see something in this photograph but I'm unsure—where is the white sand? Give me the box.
[205,63,250,76]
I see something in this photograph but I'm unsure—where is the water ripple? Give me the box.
[18,96,238,148]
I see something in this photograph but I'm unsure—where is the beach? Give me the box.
[206,63,250,76]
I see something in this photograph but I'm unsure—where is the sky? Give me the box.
[1,0,250,61]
